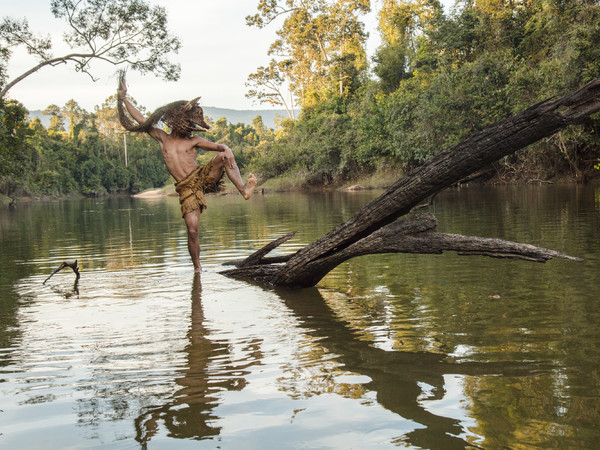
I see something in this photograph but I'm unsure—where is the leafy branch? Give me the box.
[0,0,181,99]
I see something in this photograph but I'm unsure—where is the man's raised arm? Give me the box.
[118,77,147,125]
[117,73,165,142]
[194,138,235,169]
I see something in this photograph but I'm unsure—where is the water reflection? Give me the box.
[135,275,259,446]
[277,287,553,449]
[45,279,80,299]
[135,274,272,448]
[135,275,218,443]
[1,186,600,448]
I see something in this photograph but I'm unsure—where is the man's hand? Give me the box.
[118,72,128,99]
[219,144,235,169]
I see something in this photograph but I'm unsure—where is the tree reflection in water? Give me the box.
[277,287,551,449]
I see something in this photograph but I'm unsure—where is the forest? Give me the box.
[1,0,599,199]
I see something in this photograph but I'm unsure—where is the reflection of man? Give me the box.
[117,74,257,272]
[135,275,249,445]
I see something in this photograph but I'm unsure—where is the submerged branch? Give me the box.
[43,260,81,284]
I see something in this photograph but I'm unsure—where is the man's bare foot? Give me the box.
[242,173,257,200]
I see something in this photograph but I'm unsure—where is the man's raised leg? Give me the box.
[210,153,257,199]
[183,209,202,273]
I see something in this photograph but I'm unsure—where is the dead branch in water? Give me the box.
[43,260,81,285]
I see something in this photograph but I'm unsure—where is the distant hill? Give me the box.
[203,107,293,129]
[28,107,294,130]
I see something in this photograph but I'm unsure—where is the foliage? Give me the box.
[0,0,181,98]
[0,97,175,197]
[0,96,278,197]
[246,0,370,109]
[0,98,30,194]
[246,0,600,185]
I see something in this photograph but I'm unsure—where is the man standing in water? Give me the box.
[117,74,257,273]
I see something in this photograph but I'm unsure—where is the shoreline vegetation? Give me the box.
[2,168,597,206]
[2,0,599,203]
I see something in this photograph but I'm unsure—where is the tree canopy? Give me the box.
[0,0,181,99]
[246,0,370,109]
[245,0,600,185]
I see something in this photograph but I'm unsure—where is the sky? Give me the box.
[1,0,385,113]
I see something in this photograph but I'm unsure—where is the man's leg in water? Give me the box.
[209,152,257,199]
[183,209,202,273]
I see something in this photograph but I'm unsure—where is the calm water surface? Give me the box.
[1,185,599,449]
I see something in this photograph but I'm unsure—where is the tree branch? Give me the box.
[1,0,180,98]
[43,260,81,284]
[220,214,582,284]
[237,231,296,268]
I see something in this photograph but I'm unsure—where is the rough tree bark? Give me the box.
[222,78,600,288]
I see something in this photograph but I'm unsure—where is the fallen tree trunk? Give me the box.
[222,214,582,283]
[221,78,600,287]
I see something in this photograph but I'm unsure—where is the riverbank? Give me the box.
[252,167,599,194]
[131,184,177,198]
[255,167,403,193]
[2,168,597,204]
[0,193,11,206]
[122,167,402,199]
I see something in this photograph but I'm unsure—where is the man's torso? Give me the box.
[159,135,200,182]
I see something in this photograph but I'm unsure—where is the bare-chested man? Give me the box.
[117,75,257,273]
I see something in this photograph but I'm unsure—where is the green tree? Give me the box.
[252,115,275,142]
[43,104,65,135]
[0,0,181,99]
[373,0,444,89]
[0,99,33,194]
[247,0,370,107]
[95,95,122,142]
[61,99,87,142]
[245,59,297,119]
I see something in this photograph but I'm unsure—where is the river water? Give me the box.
[1,185,599,449]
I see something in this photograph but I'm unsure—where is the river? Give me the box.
[1,185,599,448]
